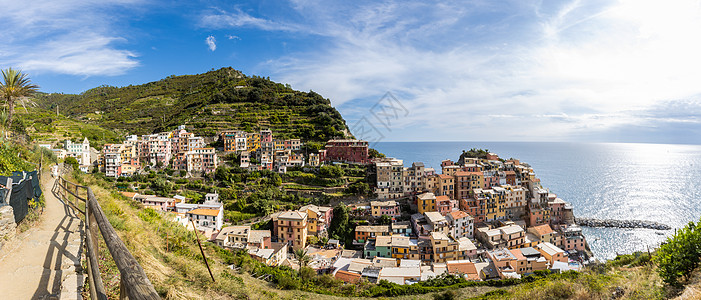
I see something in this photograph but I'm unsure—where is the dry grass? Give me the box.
[77,173,507,300]
[502,265,665,300]
[78,173,671,300]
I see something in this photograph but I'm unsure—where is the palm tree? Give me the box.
[293,248,310,272]
[0,108,7,140]
[0,68,39,130]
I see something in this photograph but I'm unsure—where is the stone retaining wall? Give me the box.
[0,206,16,247]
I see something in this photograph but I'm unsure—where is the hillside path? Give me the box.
[0,171,84,299]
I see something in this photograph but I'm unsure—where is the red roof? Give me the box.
[120,192,137,198]
[438,174,454,179]
[187,208,220,217]
[447,261,478,278]
[436,195,451,202]
[530,224,554,237]
[455,171,482,177]
[448,210,470,220]
[334,270,361,283]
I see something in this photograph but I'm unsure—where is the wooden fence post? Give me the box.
[190,219,215,282]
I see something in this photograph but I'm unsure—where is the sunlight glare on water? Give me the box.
[373,142,701,260]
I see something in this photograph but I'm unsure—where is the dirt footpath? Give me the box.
[0,172,84,299]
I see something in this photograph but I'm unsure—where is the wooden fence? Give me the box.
[54,175,160,299]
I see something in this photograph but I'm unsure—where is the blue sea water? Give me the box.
[373,141,701,260]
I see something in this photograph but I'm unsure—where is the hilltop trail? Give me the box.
[0,171,84,299]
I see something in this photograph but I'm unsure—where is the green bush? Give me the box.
[655,218,701,286]
[64,156,80,171]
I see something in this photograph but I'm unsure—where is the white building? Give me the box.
[446,210,474,239]
[64,138,91,172]
[186,207,224,231]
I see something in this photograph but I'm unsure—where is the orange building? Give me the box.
[276,211,308,250]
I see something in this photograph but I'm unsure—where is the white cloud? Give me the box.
[201,0,701,142]
[206,35,217,51]
[0,0,141,76]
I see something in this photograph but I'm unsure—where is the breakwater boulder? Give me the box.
[575,217,671,230]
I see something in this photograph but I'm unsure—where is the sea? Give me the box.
[372,141,701,260]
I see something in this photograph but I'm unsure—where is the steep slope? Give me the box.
[34,67,350,142]
[12,106,121,150]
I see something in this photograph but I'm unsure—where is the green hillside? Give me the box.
[11,106,122,150]
[34,67,350,141]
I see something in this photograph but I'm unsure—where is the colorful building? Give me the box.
[323,139,370,164]
[276,211,308,250]
[371,200,400,218]
[355,225,390,243]
[446,210,474,239]
[417,192,436,214]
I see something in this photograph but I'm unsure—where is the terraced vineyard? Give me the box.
[14,106,121,150]
[33,67,351,142]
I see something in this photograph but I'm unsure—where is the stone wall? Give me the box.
[0,206,16,245]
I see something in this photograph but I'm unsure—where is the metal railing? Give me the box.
[54,174,160,300]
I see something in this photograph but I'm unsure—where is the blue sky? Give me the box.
[2,0,701,143]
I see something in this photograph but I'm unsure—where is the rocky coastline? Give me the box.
[575,217,671,230]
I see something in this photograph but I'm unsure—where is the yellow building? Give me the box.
[298,204,332,236]
[478,189,506,222]
[390,236,419,260]
[119,164,138,177]
[246,133,261,152]
[437,174,455,198]
[417,192,437,214]
[430,232,462,263]
[424,174,439,195]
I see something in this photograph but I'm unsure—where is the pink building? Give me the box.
[260,129,273,143]
[371,201,400,218]
[548,198,566,226]
[483,174,499,189]
[134,195,176,211]
[436,195,457,216]
[561,225,587,252]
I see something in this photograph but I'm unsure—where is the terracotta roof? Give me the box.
[120,192,137,198]
[438,174,454,179]
[187,208,220,217]
[455,171,483,176]
[435,195,451,202]
[530,224,554,237]
[446,260,478,276]
[334,270,361,283]
[448,210,471,220]
[510,249,526,261]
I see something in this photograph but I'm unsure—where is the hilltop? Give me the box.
[33,67,350,142]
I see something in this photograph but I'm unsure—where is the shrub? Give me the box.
[655,218,701,286]
[64,156,80,171]
[433,290,457,300]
